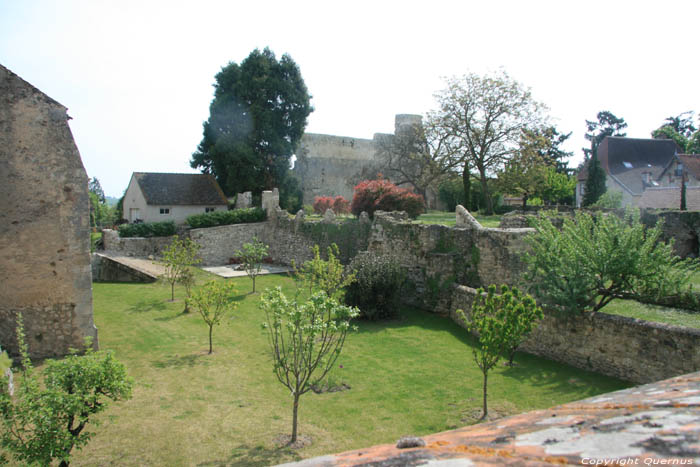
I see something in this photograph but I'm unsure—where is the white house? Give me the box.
[123,172,229,224]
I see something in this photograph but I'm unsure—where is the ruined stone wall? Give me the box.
[450,285,700,384]
[189,223,267,266]
[102,229,175,258]
[0,65,98,358]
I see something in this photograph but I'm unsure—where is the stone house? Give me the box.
[658,154,700,188]
[576,136,681,207]
[123,172,228,224]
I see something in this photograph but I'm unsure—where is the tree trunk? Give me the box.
[59,461,69,467]
[462,168,471,211]
[480,371,488,420]
[508,348,516,366]
[521,194,528,209]
[480,171,494,215]
[252,276,256,293]
[291,393,300,443]
[171,282,175,301]
[208,325,213,354]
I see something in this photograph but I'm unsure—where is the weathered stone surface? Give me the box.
[322,208,336,223]
[189,222,266,266]
[102,229,175,257]
[279,372,700,466]
[235,191,252,209]
[455,205,483,230]
[262,189,280,216]
[91,254,158,283]
[0,65,97,358]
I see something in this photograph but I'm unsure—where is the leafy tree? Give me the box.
[582,111,628,160]
[582,152,607,206]
[293,244,355,300]
[520,126,573,173]
[438,176,465,212]
[187,280,237,354]
[426,71,548,214]
[88,177,105,203]
[524,210,698,314]
[261,287,358,443]
[0,315,132,467]
[191,47,312,199]
[456,284,540,419]
[539,167,576,205]
[160,236,201,301]
[236,237,270,293]
[497,142,549,208]
[652,111,700,154]
[179,267,196,313]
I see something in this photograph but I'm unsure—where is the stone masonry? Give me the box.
[0,64,98,358]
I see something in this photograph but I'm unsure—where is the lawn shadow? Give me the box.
[151,353,210,369]
[154,311,188,321]
[127,298,168,314]
[198,444,300,467]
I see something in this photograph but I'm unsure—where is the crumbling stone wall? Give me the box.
[0,65,98,358]
[450,285,700,384]
[189,223,267,266]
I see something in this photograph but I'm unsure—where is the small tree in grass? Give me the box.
[293,243,355,300]
[179,267,196,313]
[188,280,238,354]
[236,237,269,293]
[457,284,541,420]
[261,287,358,444]
[0,315,132,467]
[160,235,201,301]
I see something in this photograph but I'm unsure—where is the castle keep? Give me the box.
[0,65,98,357]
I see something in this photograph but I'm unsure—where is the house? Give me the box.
[123,172,229,224]
[576,137,681,207]
[657,154,700,188]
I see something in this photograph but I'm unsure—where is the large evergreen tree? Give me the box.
[583,152,607,206]
[191,48,312,199]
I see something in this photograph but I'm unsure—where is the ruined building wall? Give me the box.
[0,65,98,358]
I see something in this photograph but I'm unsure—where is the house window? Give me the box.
[205,207,216,213]
[159,208,170,215]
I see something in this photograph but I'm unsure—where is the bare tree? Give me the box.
[427,71,547,214]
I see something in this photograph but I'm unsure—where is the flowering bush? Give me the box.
[350,179,425,218]
[332,196,350,214]
[313,196,334,214]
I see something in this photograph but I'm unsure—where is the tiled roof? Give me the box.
[133,172,228,206]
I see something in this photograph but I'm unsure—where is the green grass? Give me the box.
[38,273,627,466]
[603,299,700,329]
[415,210,502,228]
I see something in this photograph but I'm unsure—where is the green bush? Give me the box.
[118,221,176,238]
[186,207,266,229]
[344,253,405,320]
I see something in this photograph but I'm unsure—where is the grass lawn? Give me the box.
[415,210,502,228]
[34,272,628,466]
[603,299,700,329]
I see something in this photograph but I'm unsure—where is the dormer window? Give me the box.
[622,161,633,169]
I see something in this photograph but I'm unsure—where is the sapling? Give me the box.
[188,280,237,354]
[160,235,201,301]
[261,287,358,444]
[292,243,355,299]
[236,237,269,293]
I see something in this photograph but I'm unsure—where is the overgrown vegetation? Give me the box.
[292,244,355,299]
[118,221,176,238]
[0,315,132,466]
[457,285,542,419]
[525,209,698,314]
[186,207,266,229]
[261,288,358,444]
[344,253,405,320]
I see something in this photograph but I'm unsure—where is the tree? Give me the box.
[524,210,698,314]
[88,177,105,203]
[236,237,269,293]
[582,152,607,206]
[426,71,547,214]
[293,244,355,300]
[539,167,576,206]
[519,126,573,173]
[191,47,312,199]
[160,236,201,302]
[261,287,358,443]
[456,285,540,419]
[582,111,628,160]
[187,280,237,354]
[0,315,132,467]
[652,111,700,154]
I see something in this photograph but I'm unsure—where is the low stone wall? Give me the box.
[102,229,174,257]
[450,285,700,384]
[189,222,266,266]
[91,254,157,283]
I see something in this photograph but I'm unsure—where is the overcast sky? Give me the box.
[2,0,698,197]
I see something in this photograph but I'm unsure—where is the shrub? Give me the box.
[118,221,176,238]
[186,207,266,229]
[313,196,334,214]
[438,177,465,212]
[332,196,350,214]
[344,253,405,320]
[350,179,425,218]
[302,204,314,215]
[524,209,699,314]
[592,191,623,209]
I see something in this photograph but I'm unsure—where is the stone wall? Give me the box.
[91,254,157,283]
[0,65,98,358]
[189,223,267,266]
[450,285,700,384]
[102,229,175,258]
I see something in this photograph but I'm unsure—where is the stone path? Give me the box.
[202,264,292,278]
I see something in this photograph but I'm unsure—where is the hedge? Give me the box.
[118,221,176,238]
[186,207,266,229]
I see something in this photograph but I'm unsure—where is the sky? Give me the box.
[2,0,698,197]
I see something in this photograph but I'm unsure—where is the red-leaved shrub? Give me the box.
[350,179,425,218]
[332,196,350,214]
[313,196,334,214]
